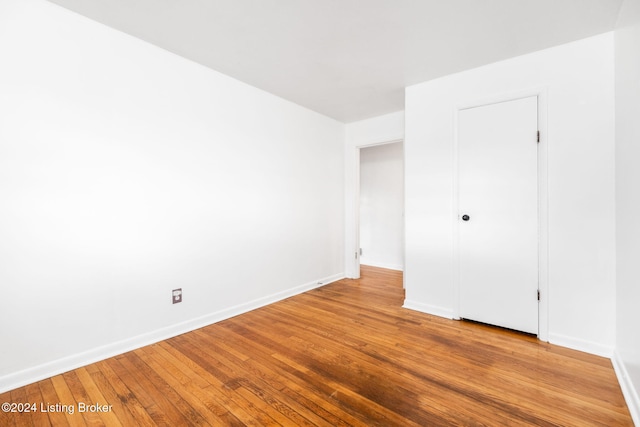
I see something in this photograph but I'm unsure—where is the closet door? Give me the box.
[458,96,539,334]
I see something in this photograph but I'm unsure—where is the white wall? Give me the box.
[614,0,640,422]
[359,142,404,271]
[405,33,616,356]
[345,111,404,278]
[0,0,345,392]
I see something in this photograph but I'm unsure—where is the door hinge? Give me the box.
[537,290,540,301]
[537,130,540,143]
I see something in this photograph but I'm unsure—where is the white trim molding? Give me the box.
[548,332,614,358]
[360,262,404,272]
[403,300,455,319]
[612,351,640,426]
[0,273,344,394]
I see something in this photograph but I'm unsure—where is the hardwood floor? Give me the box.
[1,266,632,426]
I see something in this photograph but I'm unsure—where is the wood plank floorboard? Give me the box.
[2,266,633,426]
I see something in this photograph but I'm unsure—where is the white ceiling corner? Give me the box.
[45,0,623,123]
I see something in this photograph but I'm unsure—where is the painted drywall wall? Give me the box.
[614,0,640,422]
[345,111,404,278]
[405,33,616,356]
[359,142,404,271]
[0,0,345,392]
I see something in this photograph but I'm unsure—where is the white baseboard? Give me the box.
[0,273,344,394]
[403,299,454,319]
[612,350,640,426]
[360,261,404,271]
[548,332,614,358]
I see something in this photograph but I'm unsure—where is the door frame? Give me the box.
[452,88,549,342]
[346,138,404,279]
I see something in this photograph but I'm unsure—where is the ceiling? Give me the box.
[46,0,623,123]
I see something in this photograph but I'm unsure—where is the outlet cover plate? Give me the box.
[172,288,182,304]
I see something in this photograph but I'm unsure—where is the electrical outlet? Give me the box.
[172,288,182,304]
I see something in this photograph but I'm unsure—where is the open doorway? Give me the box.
[359,141,404,274]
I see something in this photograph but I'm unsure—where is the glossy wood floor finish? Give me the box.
[1,266,632,426]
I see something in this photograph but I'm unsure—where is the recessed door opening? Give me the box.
[357,141,405,277]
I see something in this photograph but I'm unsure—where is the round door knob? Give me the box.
[462,214,470,221]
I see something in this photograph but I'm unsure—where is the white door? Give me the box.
[458,96,538,334]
